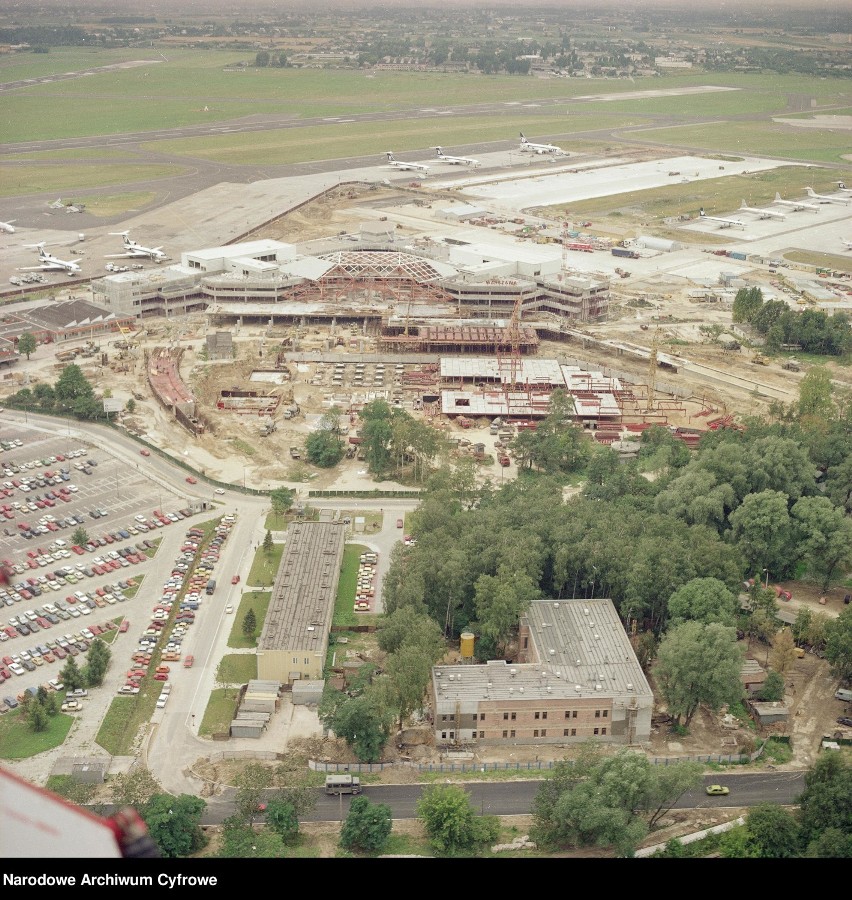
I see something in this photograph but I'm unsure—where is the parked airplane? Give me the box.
[699,209,745,229]
[518,132,565,155]
[20,243,81,276]
[106,231,167,262]
[773,192,819,212]
[739,200,786,221]
[434,147,480,167]
[384,152,429,173]
[805,187,850,206]
[0,220,16,234]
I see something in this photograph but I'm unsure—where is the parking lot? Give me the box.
[0,420,209,711]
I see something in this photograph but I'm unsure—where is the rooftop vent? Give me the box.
[549,649,556,656]
[594,634,600,640]
[519,686,524,693]
[510,668,517,676]
[627,683,633,691]
[583,608,589,615]
[595,684,602,691]
[306,626,315,632]
[435,671,442,677]
[589,622,595,628]
[509,686,514,693]
[576,659,581,666]
[575,684,582,692]
[553,602,560,609]
[555,671,561,678]
[448,674,454,681]
[547,686,552,693]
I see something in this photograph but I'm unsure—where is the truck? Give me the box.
[611,247,639,259]
[205,578,216,595]
[782,359,800,372]
[289,447,301,459]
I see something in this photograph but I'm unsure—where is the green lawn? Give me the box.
[217,653,258,685]
[200,687,241,738]
[247,544,284,588]
[227,591,271,649]
[0,707,74,759]
[333,543,379,628]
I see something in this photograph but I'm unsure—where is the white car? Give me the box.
[9,662,25,676]
[214,488,225,495]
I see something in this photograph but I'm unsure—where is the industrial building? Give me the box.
[256,521,346,685]
[429,598,653,749]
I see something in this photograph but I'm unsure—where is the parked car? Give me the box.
[705,785,729,796]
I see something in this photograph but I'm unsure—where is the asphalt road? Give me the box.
[195,770,808,825]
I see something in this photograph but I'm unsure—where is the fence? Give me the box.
[309,752,753,776]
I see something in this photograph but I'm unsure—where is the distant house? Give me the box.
[740,658,767,697]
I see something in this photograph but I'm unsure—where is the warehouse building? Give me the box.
[429,598,653,749]
[256,522,346,685]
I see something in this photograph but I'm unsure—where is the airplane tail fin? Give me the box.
[805,188,816,197]
[839,182,847,190]
[740,200,748,210]
[519,133,527,141]
[699,208,706,217]
[775,192,783,201]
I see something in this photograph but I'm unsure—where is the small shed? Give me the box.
[292,679,324,706]
[749,700,790,726]
[740,658,767,697]
[70,760,108,784]
[230,713,270,738]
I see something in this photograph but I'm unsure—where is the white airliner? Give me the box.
[773,192,819,212]
[739,200,786,221]
[106,231,167,262]
[699,209,745,229]
[518,132,565,155]
[384,152,429,173]
[805,187,850,206]
[0,220,16,234]
[21,243,81,276]
[434,147,480,167]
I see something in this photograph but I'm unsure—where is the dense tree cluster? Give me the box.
[6,363,107,421]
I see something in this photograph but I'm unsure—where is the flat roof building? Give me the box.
[256,521,346,685]
[430,598,652,749]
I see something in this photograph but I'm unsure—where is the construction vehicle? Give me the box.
[259,418,276,436]
[752,353,768,365]
[782,359,801,372]
[722,340,741,351]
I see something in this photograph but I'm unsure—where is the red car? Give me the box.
[231,574,240,585]
[140,449,150,457]
[119,620,129,633]
[185,476,197,485]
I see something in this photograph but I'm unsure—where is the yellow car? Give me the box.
[706,784,730,796]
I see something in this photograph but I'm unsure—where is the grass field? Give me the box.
[0,706,74,759]
[227,590,271,649]
[4,51,852,202]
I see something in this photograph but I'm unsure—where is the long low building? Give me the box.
[430,598,653,749]
[256,521,346,685]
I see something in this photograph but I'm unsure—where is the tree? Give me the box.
[654,622,744,726]
[82,637,110,687]
[112,768,162,810]
[417,783,499,855]
[54,364,95,411]
[142,794,207,858]
[339,795,393,854]
[805,828,852,858]
[797,751,852,847]
[791,496,852,592]
[797,366,834,421]
[269,487,294,517]
[823,605,852,682]
[242,607,257,640]
[59,654,85,692]
[323,695,392,763]
[255,50,270,67]
[262,797,299,844]
[262,529,273,555]
[731,286,763,323]
[17,332,37,359]
[531,747,654,856]
[28,701,49,732]
[305,429,344,468]
[71,526,89,547]
[233,763,273,824]
[375,643,436,732]
[758,670,785,702]
[126,398,136,414]
[473,567,539,655]
[768,627,798,677]
[218,816,285,858]
[728,490,794,576]
[667,577,737,628]
[744,804,800,857]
